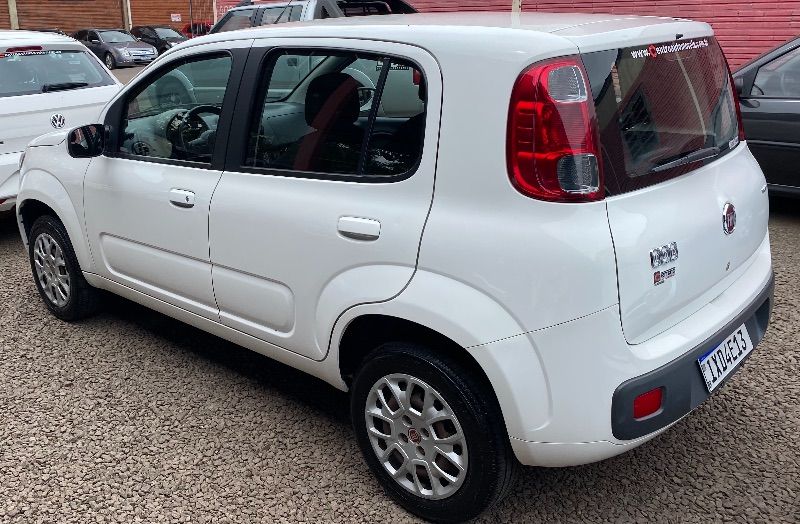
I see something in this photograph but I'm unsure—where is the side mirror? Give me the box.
[358,87,376,110]
[734,76,745,97]
[68,124,105,158]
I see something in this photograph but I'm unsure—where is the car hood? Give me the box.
[108,41,155,51]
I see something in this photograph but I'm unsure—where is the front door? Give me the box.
[209,40,441,359]
[84,48,241,319]
[740,45,800,192]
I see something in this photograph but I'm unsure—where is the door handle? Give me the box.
[338,216,381,241]
[169,188,196,208]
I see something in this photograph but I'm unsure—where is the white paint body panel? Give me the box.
[15,14,774,468]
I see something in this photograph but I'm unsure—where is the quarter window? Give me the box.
[215,9,256,32]
[245,50,426,178]
[118,54,232,164]
[753,47,800,98]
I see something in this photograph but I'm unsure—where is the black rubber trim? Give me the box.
[611,272,774,440]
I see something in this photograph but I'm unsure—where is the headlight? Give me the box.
[120,48,131,57]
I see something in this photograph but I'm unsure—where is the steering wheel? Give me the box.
[167,105,221,160]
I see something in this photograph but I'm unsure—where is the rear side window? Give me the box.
[215,9,256,32]
[244,49,426,178]
[0,49,115,98]
[260,6,303,24]
[584,37,740,195]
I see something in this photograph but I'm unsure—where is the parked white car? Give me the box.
[0,30,120,212]
[15,14,774,522]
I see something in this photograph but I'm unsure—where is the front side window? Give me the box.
[118,54,232,164]
[753,46,800,98]
[0,49,115,98]
[245,50,426,178]
[215,9,256,32]
[99,30,136,44]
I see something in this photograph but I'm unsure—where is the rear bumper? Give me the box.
[501,233,773,467]
[611,272,773,440]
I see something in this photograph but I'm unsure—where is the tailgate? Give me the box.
[575,32,769,343]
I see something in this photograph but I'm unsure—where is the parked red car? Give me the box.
[180,20,212,38]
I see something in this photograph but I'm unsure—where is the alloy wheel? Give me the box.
[364,373,469,500]
[33,233,71,308]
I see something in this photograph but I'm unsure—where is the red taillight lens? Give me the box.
[633,387,663,420]
[412,68,422,86]
[6,46,43,54]
[507,56,604,202]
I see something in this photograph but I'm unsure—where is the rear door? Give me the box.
[209,39,439,360]
[738,45,800,192]
[580,36,769,344]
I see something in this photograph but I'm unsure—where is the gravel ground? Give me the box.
[0,200,798,524]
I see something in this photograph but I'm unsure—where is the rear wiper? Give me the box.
[649,146,721,173]
[41,82,89,93]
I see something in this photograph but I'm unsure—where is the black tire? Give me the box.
[351,342,519,523]
[28,215,99,321]
[104,53,116,70]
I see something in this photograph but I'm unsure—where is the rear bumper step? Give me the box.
[611,272,774,440]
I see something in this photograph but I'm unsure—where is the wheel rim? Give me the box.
[105,55,113,68]
[364,373,469,500]
[33,233,71,308]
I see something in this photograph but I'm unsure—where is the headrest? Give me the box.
[305,72,361,127]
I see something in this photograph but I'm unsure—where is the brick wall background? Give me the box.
[0,1,10,29]
[129,0,214,30]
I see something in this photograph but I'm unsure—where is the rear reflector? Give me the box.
[633,387,663,419]
[507,56,604,202]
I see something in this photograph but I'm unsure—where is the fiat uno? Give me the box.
[15,13,773,522]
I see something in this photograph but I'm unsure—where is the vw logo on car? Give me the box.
[50,113,66,129]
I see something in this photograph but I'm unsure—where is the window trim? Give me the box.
[226,45,428,184]
[103,49,245,171]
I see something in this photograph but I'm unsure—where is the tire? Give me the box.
[351,342,519,523]
[28,215,99,321]
[104,53,116,70]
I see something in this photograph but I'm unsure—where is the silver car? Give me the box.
[72,28,157,70]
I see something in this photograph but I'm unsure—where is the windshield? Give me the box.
[154,27,183,39]
[0,49,115,98]
[584,37,740,195]
[100,30,136,43]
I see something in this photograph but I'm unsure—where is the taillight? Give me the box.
[507,56,604,202]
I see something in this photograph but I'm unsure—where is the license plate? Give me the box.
[697,324,753,392]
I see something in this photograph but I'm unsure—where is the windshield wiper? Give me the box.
[42,82,89,93]
[649,146,721,173]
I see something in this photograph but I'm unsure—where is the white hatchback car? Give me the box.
[0,30,121,212]
[15,13,774,522]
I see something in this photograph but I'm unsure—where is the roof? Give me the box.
[0,30,77,45]
[220,11,690,35]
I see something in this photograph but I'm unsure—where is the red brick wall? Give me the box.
[130,0,215,31]
[0,2,10,30]
[15,0,124,33]
[410,0,800,67]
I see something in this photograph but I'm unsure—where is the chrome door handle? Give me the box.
[338,216,381,241]
[169,188,196,208]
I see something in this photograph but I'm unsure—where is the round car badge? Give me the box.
[50,113,66,129]
[408,428,422,444]
[723,202,736,235]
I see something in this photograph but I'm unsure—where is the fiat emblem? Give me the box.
[722,202,736,235]
[50,113,66,129]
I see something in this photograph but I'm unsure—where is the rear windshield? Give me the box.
[583,37,740,195]
[0,49,114,98]
[154,27,184,38]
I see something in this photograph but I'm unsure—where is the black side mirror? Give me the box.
[734,76,745,97]
[68,124,106,158]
